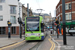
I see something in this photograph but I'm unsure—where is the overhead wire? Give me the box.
[36,0,41,9]
[36,0,43,14]
[35,0,45,14]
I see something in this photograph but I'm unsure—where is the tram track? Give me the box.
[29,35,48,50]
[29,40,43,50]
[11,40,42,50]
[11,31,54,50]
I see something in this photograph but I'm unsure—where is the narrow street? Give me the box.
[0,0,75,50]
[10,31,56,50]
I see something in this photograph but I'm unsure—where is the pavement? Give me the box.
[0,35,25,48]
[0,33,56,50]
[0,32,75,50]
[51,34,75,50]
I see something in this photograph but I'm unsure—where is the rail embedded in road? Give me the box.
[11,40,42,50]
[29,41,43,50]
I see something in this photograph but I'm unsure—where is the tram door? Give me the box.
[41,23,44,32]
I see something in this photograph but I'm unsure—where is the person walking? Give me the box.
[58,28,60,35]
[61,28,63,35]
[66,26,69,34]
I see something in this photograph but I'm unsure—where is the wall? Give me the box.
[56,0,75,21]
[0,0,22,27]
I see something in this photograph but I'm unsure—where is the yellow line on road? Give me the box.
[48,39,54,50]
[49,39,55,50]
[0,40,25,50]
[52,40,55,50]
[48,34,55,50]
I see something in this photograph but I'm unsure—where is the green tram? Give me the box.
[25,16,47,40]
[61,21,75,35]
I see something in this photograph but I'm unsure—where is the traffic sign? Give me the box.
[8,22,11,24]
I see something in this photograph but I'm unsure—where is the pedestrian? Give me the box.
[59,25,61,34]
[54,30,56,35]
[58,28,60,35]
[67,26,69,34]
[66,26,69,34]
[61,28,63,35]
[50,29,52,34]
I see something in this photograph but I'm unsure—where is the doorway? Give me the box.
[11,27,16,34]
[0,27,6,34]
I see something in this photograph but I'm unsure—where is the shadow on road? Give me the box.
[26,40,43,43]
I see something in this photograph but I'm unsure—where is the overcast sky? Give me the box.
[20,0,60,17]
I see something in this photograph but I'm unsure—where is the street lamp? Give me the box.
[62,0,67,45]
[18,1,24,38]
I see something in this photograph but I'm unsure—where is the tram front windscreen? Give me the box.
[26,17,39,31]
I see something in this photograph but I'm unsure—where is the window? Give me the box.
[0,5,2,11]
[10,6,16,14]
[69,13,71,19]
[65,3,71,10]
[10,16,16,24]
[58,7,60,13]
[65,14,69,20]
[69,3,71,9]
[56,9,58,15]
[65,4,68,10]
[0,16,3,21]
[26,17,39,31]
[0,27,6,34]
[11,27,16,34]
[0,0,5,3]
[41,23,44,32]
[65,13,71,20]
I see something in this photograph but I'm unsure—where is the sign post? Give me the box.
[7,21,12,38]
[18,17,22,38]
[62,0,67,45]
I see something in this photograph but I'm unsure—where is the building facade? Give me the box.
[22,6,33,22]
[0,0,23,35]
[56,0,75,23]
[22,5,27,21]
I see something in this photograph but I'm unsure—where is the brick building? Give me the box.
[22,6,33,22]
[56,0,75,23]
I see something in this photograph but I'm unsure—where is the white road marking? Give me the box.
[52,38,61,50]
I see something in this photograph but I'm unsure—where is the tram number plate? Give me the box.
[31,34,35,35]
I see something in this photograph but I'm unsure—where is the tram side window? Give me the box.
[41,23,44,32]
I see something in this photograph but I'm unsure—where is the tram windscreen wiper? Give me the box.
[28,28,33,33]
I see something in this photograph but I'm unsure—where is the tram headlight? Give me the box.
[41,33,44,35]
[37,34,40,36]
[26,34,28,36]
[26,34,30,36]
